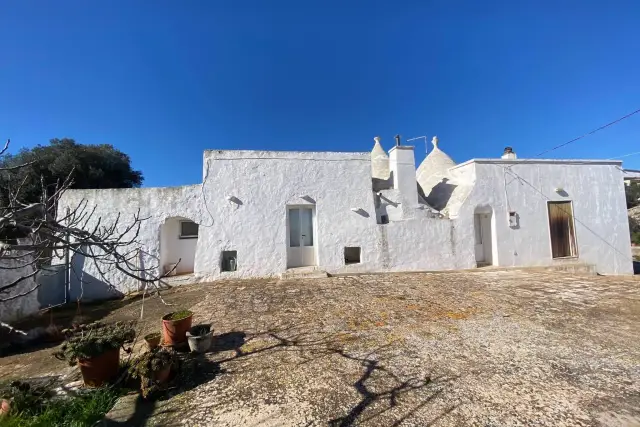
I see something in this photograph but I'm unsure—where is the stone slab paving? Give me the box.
[3,270,640,426]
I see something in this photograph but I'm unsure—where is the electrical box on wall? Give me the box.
[508,211,518,228]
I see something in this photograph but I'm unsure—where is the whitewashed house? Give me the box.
[55,136,634,295]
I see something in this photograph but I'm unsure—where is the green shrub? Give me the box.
[162,310,193,321]
[0,382,121,427]
[53,321,135,366]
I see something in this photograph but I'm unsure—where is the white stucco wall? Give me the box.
[57,185,206,293]
[196,150,382,278]
[452,159,633,275]
[0,250,40,322]
[51,151,633,303]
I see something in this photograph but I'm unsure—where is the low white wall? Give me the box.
[57,185,205,293]
[0,250,40,322]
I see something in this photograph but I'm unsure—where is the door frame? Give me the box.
[286,205,318,268]
[473,206,495,266]
[545,200,579,259]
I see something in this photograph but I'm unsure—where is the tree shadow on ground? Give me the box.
[0,298,142,358]
[99,353,222,426]
[210,325,459,426]
[98,323,457,426]
[210,331,246,354]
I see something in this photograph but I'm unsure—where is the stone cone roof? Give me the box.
[371,138,390,180]
[416,137,456,197]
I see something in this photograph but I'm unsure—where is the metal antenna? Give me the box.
[407,136,428,154]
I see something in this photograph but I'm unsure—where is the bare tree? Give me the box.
[0,139,174,312]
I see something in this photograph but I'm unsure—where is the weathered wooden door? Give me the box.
[547,201,577,258]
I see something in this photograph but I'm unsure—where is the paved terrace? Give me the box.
[1,269,639,426]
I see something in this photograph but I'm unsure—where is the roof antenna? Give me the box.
[407,136,428,154]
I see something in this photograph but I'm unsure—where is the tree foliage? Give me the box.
[0,138,143,206]
[626,181,640,209]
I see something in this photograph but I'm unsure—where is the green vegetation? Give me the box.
[163,310,193,321]
[0,382,121,427]
[0,138,143,208]
[626,181,640,209]
[53,321,136,366]
[128,349,177,380]
[128,349,178,398]
[630,217,640,245]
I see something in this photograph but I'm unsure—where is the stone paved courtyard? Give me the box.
[2,269,640,426]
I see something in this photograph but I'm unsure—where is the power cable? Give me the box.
[534,108,640,158]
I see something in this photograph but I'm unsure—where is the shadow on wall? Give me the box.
[68,249,124,302]
[425,178,458,212]
[37,247,124,309]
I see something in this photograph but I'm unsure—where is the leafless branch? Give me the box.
[0,139,172,310]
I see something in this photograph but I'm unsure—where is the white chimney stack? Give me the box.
[502,146,517,160]
[388,135,418,209]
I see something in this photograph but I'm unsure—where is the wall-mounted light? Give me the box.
[554,187,564,193]
[350,207,359,212]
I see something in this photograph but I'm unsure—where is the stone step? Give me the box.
[159,273,197,287]
[474,263,596,275]
[280,266,328,280]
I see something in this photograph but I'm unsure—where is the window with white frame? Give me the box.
[179,220,199,239]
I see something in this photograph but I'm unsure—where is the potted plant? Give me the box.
[128,348,177,398]
[161,310,193,346]
[144,332,161,350]
[186,324,213,353]
[54,321,135,387]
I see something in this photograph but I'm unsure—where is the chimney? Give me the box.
[388,137,418,209]
[501,146,517,160]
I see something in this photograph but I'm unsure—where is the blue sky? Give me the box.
[1,1,639,187]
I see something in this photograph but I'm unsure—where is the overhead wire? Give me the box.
[534,107,640,158]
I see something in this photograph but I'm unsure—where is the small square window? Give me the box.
[221,250,237,272]
[180,221,199,239]
[344,247,361,265]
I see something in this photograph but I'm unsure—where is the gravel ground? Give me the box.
[2,269,640,426]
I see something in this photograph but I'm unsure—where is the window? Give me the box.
[547,201,577,258]
[344,247,361,264]
[221,250,237,272]
[180,221,199,239]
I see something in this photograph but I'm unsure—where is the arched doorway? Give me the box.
[474,206,494,266]
[159,216,199,276]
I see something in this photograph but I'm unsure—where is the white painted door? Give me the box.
[287,207,316,268]
[474,213,493,265]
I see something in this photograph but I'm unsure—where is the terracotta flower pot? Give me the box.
[78,348,120,387]
[144,333,161,350]
[161,312,193,347]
